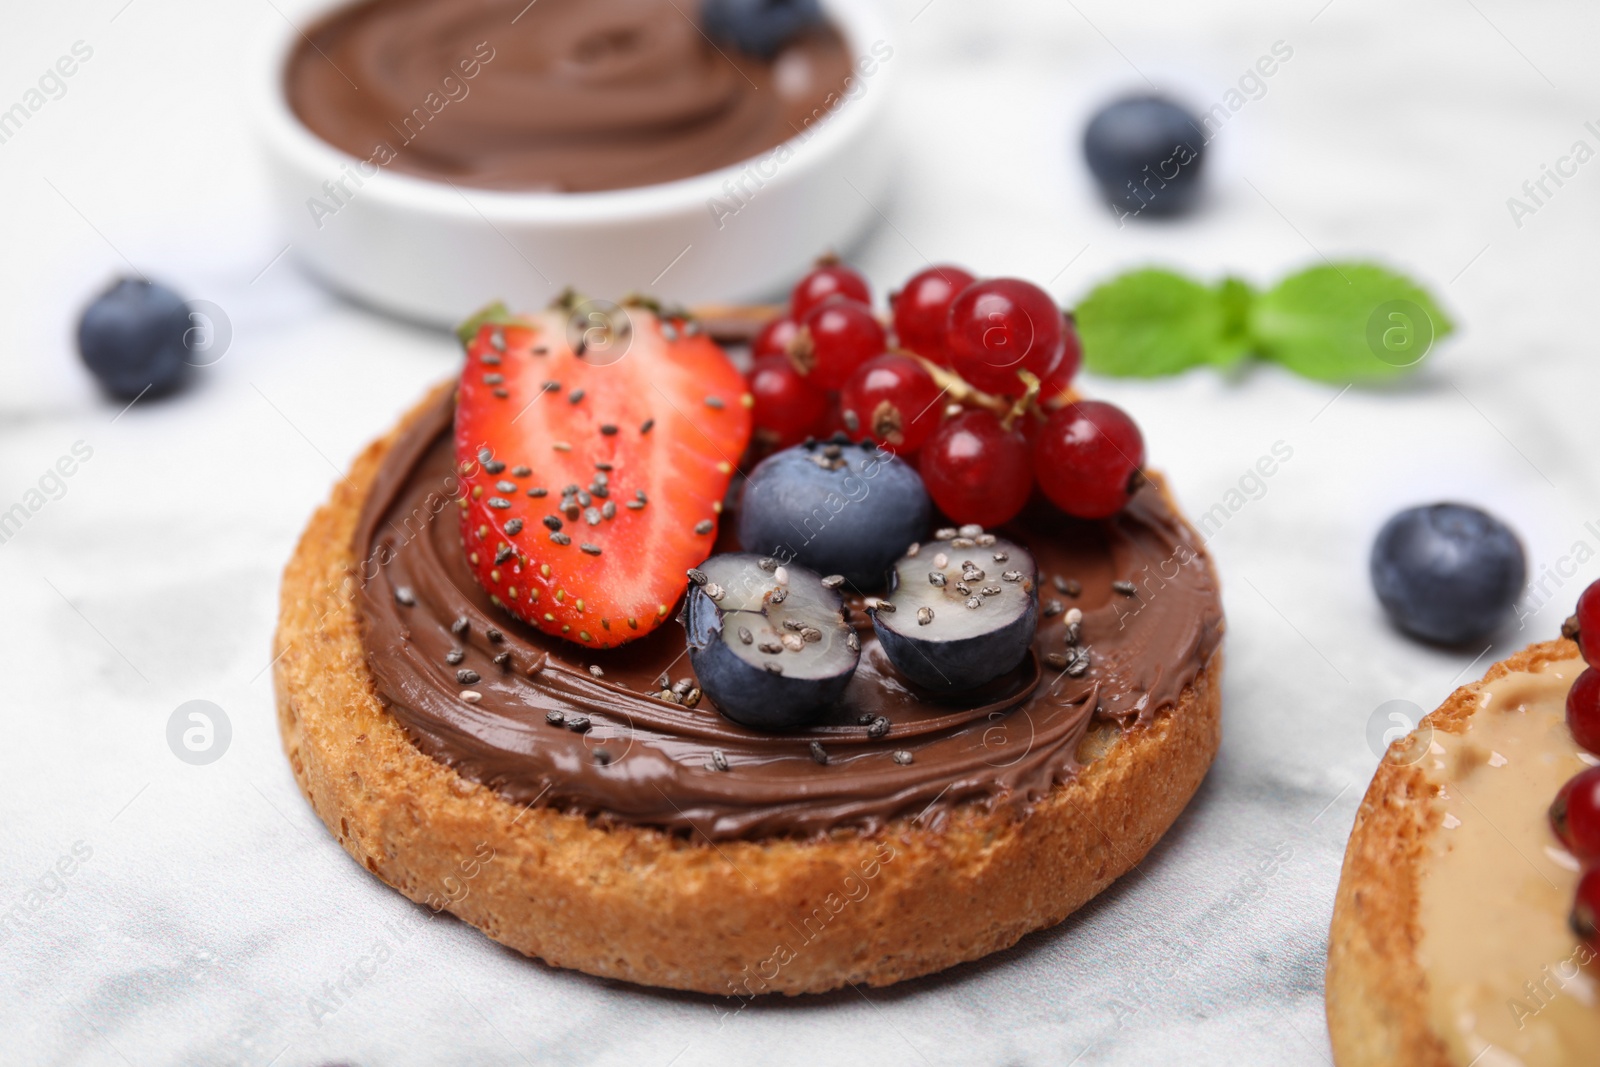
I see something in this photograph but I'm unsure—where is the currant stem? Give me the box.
[1001,371,1042,432]
[897,350,1011,416]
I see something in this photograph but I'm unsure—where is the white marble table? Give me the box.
[5,0,1599,1063]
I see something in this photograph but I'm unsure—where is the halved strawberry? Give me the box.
[454,297,752,648]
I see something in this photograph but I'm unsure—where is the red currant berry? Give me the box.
[946,278,1065,396]
[1573,866,1600,944]
[1552,766,1600,860]
[752,316,799,361]
[1575,579,1600,667]
[790,300,887,391]
[919,409,1033,527]
[1037,315,1085,408]
[791,260,871,321]
[748,355,828,448]
[1032,401,1146,520]
[892,265,975,364]
[839,354,943,454]
[1568,667,1600,754]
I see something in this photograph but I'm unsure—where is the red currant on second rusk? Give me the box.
[840,354,942,453]
[892,265,975,365]
[946,278,1065,395]
[919,409,1033,527]
[748,355,828,447]
[753,316,799,361]
[789,300,887,390]
[1551,766,1600,860]
[791,260,871,321]
[1574,866,1600,943]
[1033,401,1145,520]
[1568,667,1600,753]
[1575,579,1600,666]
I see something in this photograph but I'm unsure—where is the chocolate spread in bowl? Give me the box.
[352,388,1225,840]
[285,0,856,192]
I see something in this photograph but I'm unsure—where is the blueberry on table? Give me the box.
[872,533,1038,691]
[702,0,825,59]
[1370,503,1526,645]
[738,439,931,590]
[1082,95,1207,218]
[77,277,192,399]
[681,554,859,730]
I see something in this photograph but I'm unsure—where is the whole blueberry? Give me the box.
[77,277,192,399]
[702,0,824,59]
[1082,95,1207,218]
[1370,504,1526,645]
[738,440,930,590]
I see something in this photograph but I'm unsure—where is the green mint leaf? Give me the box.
[1077,269,1253,377]
[1251,263,1453,382]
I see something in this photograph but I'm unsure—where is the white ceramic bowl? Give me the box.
[252,0,896,327]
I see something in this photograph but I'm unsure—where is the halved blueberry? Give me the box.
[702,0,824,59]
[737,439,931,590]
[871,531,1037,691]
[681,553,860,730]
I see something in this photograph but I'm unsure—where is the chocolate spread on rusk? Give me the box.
[285,0,855,192]
[354,390,1223,840]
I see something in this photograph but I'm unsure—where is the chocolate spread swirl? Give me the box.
[285,0,855,192]
[354,390,1224,840]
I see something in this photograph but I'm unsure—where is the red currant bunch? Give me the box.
[742,257,1145,530]
[1567,579,1600,754]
